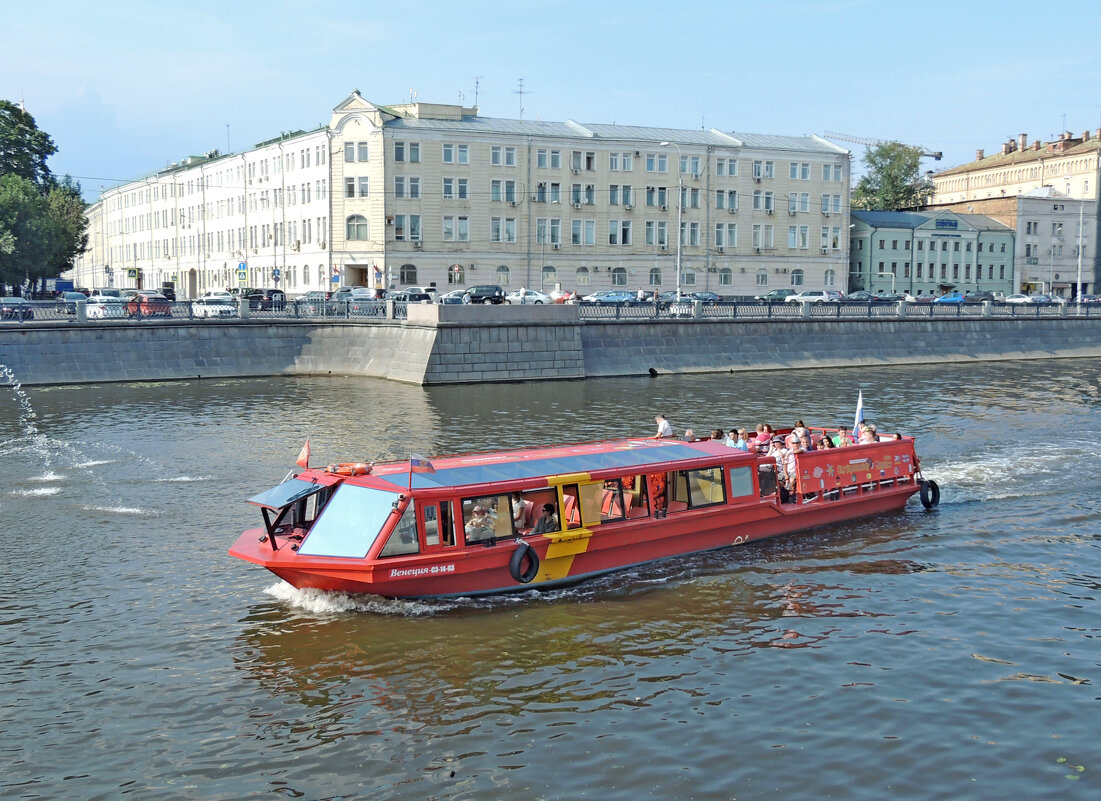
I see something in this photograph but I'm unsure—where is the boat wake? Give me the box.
[11,486,62,497]
[264,581,462,616]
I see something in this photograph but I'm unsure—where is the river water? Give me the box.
[2,360,1099,800]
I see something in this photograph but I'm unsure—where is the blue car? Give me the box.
[933,292,965,303]
[581,290,638,305]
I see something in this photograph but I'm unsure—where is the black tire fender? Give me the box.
[509,539,540,583]
[919,479,940,509]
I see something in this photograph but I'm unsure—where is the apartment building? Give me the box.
[927,131,1100,296]
[850,210,1015,298]
[73,92,850,298]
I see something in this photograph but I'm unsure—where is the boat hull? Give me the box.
[230,482,919,599]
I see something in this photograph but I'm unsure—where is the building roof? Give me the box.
[852,209,1011,232]
[935,135,1101,177]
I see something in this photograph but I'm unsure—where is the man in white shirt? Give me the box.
[653,414,673,439]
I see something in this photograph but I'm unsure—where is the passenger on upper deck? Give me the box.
[653,414,673,439]
[835,426,855,446]
[730,428,749,450]
[710,429,725,442]
[683,429,696,441]
[858,422,878,444]
[792,420,808,440]
[818,434,834,450]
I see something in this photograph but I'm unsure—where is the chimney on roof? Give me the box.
[976,149,985,160]
[1001,143,1012,155]
[1096,128,1101,140]
[1018,133,1028,151]
[1084,131,1090,141]
[1033,140,1041,151]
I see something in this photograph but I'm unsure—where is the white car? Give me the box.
[193,297,237,318]
[505,289,551,305]
[202,291,236,303]
[86,296,128,319]
[405,285,439,301]
[784,290,833,304]
[1004,294,1034,304]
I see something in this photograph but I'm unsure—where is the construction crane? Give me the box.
[823,131,942,160]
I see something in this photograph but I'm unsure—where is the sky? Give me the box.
[4,0,1101,201]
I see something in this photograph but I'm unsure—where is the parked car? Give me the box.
[86,296,128,319]
[192,297,237,318]
[876,292,907,302]
[242,288,286,310]
[685,291,723,304]
[933,292,965,304]
[389,290,433,303]
[840,290,879,303]
[0,297,35,320]
[466,285,506,304]
[202,290,236,303]
[404,285,439,301]
[1004,294,1034,304]
[299,290,331,302]
[582,290,637,305]
[504,289,552,305]
[437,289,468,305]
[89,288,121,298]
[963,291,997,304]
[785,290,833,304]
[126,291,172,317]
[58,291,87,314]
[755,288,796,303]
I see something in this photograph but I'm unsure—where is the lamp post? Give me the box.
[659,141,683,296]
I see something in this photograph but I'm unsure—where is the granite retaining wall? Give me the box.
[2,307,1100,387]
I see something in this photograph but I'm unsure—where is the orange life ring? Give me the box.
[327,462,370,476]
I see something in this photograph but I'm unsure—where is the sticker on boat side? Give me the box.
[389,564,456,578]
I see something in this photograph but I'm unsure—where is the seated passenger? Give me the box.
[798,433,814,452]
[858,422,877,444]
[512,492,534,528]
[531,503,560,535]
[835,426,855,446]
[791,420,808,441]
[818,434,835,450]
[465,505,495,541]
[710,429,725,442]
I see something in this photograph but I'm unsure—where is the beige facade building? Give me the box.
[927,131,1100,296]
[73,93,851,298]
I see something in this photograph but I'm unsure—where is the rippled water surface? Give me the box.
[2,361,1100,800]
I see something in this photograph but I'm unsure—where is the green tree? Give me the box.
[852,141,934,211]
[0,100,87,292]
[0,100,57,187]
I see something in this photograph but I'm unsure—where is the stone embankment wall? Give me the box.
[2,305,1100,387]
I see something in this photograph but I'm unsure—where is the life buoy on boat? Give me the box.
[919,479,940,509]
[327,462,370,476]
[509,540,540,584]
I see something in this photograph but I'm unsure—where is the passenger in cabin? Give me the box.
[653,414,673,439]
[512,492,534,529]
[531,503,560,535]
[465,505,495,541]
[768,437,792,502]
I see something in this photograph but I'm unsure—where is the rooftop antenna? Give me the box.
[226,124,230,154]
[514,78,527,119]
[473,75,483,107]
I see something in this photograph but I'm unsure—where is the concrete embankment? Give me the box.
[3,304,1101,387]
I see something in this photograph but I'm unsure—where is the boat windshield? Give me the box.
[248,478,326,510]
[298,484,402,558]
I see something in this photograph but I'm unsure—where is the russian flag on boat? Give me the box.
[410,454,436,473]
[854,390,865,432]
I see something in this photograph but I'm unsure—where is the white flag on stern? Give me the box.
[854,390,865,433]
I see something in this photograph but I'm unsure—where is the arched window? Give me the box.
[648,267,662,287]
[683,268,696,286]
[541,265,557,286]
[718,267,733,286]
[576,266,591,286]
[496,265,510,285]
[611,267,627,286]
[824,268,835,287]
[448,264,465,285]
[756,268,768,286]
[791,268,805,286]
[318,265,327,288]
[302,265,309,286]
[400,263,417,284]
[346,215,369,241]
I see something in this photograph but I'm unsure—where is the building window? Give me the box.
[400,263,417,284]
[346,215,369,241]
[756,268,768,286]
[611,267,627,286]
[449,264,465,285]
[541,265,556,286]
[718,267,732,286]
[649,267,662,286]
[791,268,805,286]
[497,265,510,285]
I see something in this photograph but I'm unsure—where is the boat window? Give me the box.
[511,489,555,533]
[379,506,420,557]
[600,479,626,522]
[757,463,778,498]
[561,484,588,530]
[421,501,455,547]
[462,493,514,544]
[298,485,402,558]
[673,466,727,509]
[647,472,668,516]
[729,466,754,499]
[293,485,333,528]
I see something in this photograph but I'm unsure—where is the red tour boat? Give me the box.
[229,429,939,599]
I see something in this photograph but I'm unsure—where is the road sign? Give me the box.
[272,269,281,279]
[238,261,247,271]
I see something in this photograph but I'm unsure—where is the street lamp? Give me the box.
[659,141,683,296]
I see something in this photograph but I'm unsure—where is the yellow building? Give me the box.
[73,92,851,299]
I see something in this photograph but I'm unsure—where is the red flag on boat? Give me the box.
[296,438,311,469]
[410,454,436,473]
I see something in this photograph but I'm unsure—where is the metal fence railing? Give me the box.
[2,297,1097,326]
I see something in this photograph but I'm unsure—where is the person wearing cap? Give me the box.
[465,504,494,541]
[531,502,560,535]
